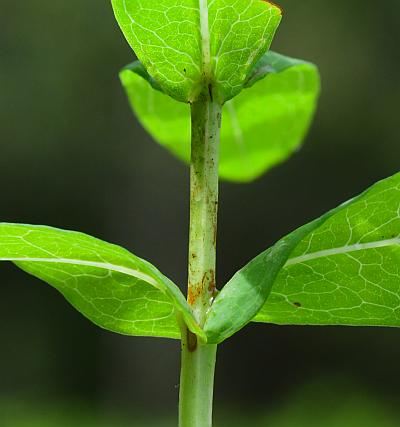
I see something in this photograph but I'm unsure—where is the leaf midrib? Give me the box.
[0,256,159,288]
[199,0,211,78]
[285,237,400,267]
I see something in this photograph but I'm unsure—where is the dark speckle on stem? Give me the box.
[208,84,213,102]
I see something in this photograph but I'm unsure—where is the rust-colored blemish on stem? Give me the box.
[213,223,217,247]
[188,287,196,306]
[188,281,203,306]
[206,270,216,296]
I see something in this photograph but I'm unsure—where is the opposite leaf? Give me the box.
[120,52,320,182]
[256,173,400,327]
[112,0,281,102]
[0,224,204,340]
[203,215,328,343]
[204,173,400,343]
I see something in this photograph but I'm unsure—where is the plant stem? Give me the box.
[179,94,221,427]
[187,96,221,326]
[179,330,217,427]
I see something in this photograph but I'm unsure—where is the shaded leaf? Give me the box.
[220,52,320,181]
[0,223,204,340]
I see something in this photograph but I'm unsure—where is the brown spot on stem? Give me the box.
[202,269,217,297]
[213,223,217,246]
[187,329,198,352]
[187,281,203,306]
[188,271,217,306]
[208,270,216,293]
[188,287,196,306]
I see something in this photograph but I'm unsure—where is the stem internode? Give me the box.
[179,93,221,427]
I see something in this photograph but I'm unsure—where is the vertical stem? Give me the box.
[179,94,221,427]
[188,96,221,327]
[179,329,217,427]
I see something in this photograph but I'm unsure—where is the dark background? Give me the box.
[1,0,400,425]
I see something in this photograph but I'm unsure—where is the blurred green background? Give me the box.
[0,0,399,425]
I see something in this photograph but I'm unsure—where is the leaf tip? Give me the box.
[261,0,284,15]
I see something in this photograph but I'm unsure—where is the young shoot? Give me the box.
[1,2,399,427]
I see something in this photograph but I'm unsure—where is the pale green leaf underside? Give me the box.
[204,173,400,343]
[256,173,400,327]
[0,224,203,340]
[112,0,281,102]
[120,51,320,182]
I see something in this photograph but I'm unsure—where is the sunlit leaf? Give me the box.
[112,0,281,102]
[0,224,204,340]
[256,173,400,327]
[208,0,282,102]
[120,52,319,182]
[204,173,400,343]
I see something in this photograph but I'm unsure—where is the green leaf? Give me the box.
[208,0,282,102]
[120,51,320,182]
[112,0,281,102]
[0,223,204,340]
[204,215,327,343]
[220,52,320,181]
[256,173,400,327]
[204,173,400,343]
[120,61,191,162]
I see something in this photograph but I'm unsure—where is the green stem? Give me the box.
[179,94,221,427]
[187,96,221,326]
[179,330,218,427]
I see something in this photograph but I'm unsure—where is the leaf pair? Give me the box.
[112,0,282,103]
[121,52,320,182]
[3,1,399,345]
[112,0,320,182]
[1,173,399,342]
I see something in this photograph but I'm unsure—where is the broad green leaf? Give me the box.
[0,223,204,340]
[255,173,400,327]
[120,52,320,182]
[204,173,400,343]
[112,0,281,102]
